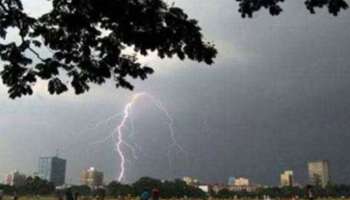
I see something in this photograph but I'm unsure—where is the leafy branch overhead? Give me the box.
[0,0,217,98]
[0,0,348,98]
[237,0,348,17]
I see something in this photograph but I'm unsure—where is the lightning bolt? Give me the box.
[115,93,144,181]
[115,92,187,182]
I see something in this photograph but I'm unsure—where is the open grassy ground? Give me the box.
[2,197,350,200]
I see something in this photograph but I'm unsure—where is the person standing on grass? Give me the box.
[0,189,3,200]
[13,190,18,200]
[140,188,150,200]
[57,191,64,200]
[151,188,160,200]
[74,192,80,200]
[306,185,314,200]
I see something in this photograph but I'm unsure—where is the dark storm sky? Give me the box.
[1,0,350,186]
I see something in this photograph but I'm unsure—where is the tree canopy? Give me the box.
[236,0,348,18]
[0,0,217,98]
[0,0,348,98]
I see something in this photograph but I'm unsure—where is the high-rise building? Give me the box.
[308,160,330,187]
[280,170,294,187]
[4,171,26,186]
[80,167,104,188]
[38,156,66,186]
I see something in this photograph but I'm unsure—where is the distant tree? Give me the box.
[0,184,14,195]
[216,188,234,199]
[132,177,162,195]
[313,174,323,188]
[16,176,54,195]
[131,177,206,198]
[70,185,92,196]
[1,0,348,99]
[107,181,134,197]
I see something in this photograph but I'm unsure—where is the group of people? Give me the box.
[141,188,160,200]
[60,187,160,200]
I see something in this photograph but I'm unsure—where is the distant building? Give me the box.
[228,176,236,186]
[280,170,294,187]
[4,171,26,186]
[227,177,258,192]
[198,185,210,193]
[80,167,104,188]
[182,176,199,186]
[234,177,250,187]
[38,156,66,186]
[308,160,330,187]
[211,183,227,193]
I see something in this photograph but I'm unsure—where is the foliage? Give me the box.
[109,177,206,198]
[236,0,348,18]
[70,185,92,196]
[0,0,217,98]
[4,176,350,198]
[107,181,135,197]
[15,176,55,195]
[132,177,162,195]
[0,184,14,195]
[212,185,350,199]
[0,0,348,99]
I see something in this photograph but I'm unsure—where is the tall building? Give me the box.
[280,170,294,187]
[308,160,330,187]
[80,167,104,188]
[38,156,66,186]
[4,171,26,186]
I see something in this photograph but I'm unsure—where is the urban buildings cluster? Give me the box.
[2,155,104,189]
[2,156,331,193]
[182,160,331,193]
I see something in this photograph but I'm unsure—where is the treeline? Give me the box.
[0,176,54,195]
[106,177,206,198]
[213,185,350,199]
[0,177,206,198]
[3,177,350,199]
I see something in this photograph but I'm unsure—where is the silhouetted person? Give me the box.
[0,190,3,200]
[140,189,150,200]
[151,188,160,200]
[306,185,314,200]
[13,191,18,200]
[65,188,74,200]
[74,192,80,200]
[57,191,64,200]
[96,188,106,200]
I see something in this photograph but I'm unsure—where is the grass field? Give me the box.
[2,197,350,200]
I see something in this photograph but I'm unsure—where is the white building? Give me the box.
[234,177,250,186]
[280,170,294,187]
[308,160,330,187]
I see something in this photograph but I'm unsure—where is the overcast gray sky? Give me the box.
[1,0,350,186]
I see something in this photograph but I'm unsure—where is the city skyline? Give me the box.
[1,157,335,187]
